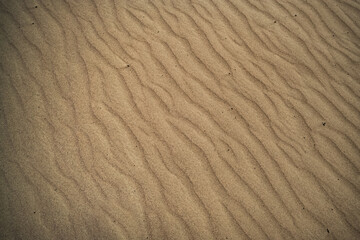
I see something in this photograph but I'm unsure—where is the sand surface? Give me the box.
[1,0,360,239]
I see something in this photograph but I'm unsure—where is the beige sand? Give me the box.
[1,0,359,239]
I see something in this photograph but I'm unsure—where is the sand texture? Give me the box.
[1,0,360,239]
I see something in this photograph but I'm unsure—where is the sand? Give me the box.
[0,0,359,239]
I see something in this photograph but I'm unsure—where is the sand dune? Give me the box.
[0,0,359,239]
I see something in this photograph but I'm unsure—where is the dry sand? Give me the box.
[1,0,360,239]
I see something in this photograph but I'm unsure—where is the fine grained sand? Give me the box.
[0,0,359,239]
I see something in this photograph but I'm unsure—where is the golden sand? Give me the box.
[0,0,359,239]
